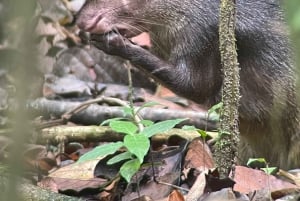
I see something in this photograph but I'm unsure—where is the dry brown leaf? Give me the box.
[168,190,185,201]
[23,144,57,173]
[122,172,180,201]
[184,138,214,170]
[233,166,299,194]
[131,195,154,201]
[39,176,107,193]
[199,188,249,201]
[49,159,99,179]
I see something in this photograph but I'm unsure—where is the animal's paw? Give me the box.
[90,32,134,57]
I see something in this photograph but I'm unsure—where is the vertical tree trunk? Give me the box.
[214,0,240,177]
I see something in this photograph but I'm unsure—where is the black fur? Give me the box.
[77,0,300,168]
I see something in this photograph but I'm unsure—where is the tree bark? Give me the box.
[214,0,240,177]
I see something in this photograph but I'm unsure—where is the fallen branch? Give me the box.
[29,98,217,130]
[39,126,204,144]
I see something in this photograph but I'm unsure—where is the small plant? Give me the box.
[77,102,186,182]
[247,158,277,174]
[182,102,222,140]
[182,125,209,141]
[208,102,222,122]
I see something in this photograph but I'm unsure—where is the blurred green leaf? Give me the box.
[120,159,140,183]
[140,119,154,127]
[261,167,278,175]
[77,142,123,163]
[110,120,138,135]
[141,118,187,138]
[107,151,132,165]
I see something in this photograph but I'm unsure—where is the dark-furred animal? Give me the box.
[77,0,300,169]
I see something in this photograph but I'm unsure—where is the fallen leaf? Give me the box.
[168,190,184,201]
[39,176,108,193]
[199,188,248,201]
[184,138,214,170]
[50,159,100,179]
[233,166,299,194]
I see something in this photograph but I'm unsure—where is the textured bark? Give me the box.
[214,0,240,177]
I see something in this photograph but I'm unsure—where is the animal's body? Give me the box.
[77,0,300,169]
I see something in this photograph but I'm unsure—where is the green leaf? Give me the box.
[141,118,187,138]
[122,106,134,116]
[140,120,154,127]
[182,125,197,131]
[247,158,267,166]
[208,102,223,115]
[77,142,123,163]
[261,167,278,175]
[246,158,267,168]
[182,126,208,139]
[197,129,208,139]
[124,134,150,163]
[120,159,141,183]
[107,151,132,165]
[100,117,127,126]
[209,112,220,121]
[110,120,138,135]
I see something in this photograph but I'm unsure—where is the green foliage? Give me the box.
[120,159,141,183]
[247,158,277,174]
[107,151,132,165]
[100,117,126,126]
[77,142,124,163]
[261,167,277,175]
[77,102,186,182]
[122,106,134,116]
[181,125,197,130]
[141,118,187,138]
[182,125,208,140]
[208,102,223,121]
[124,134,150,163]
[247,158,267,166]
[140,120,154,127]
[110,121,138,135]
[197,129,208,139]
[182,102,223,141]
